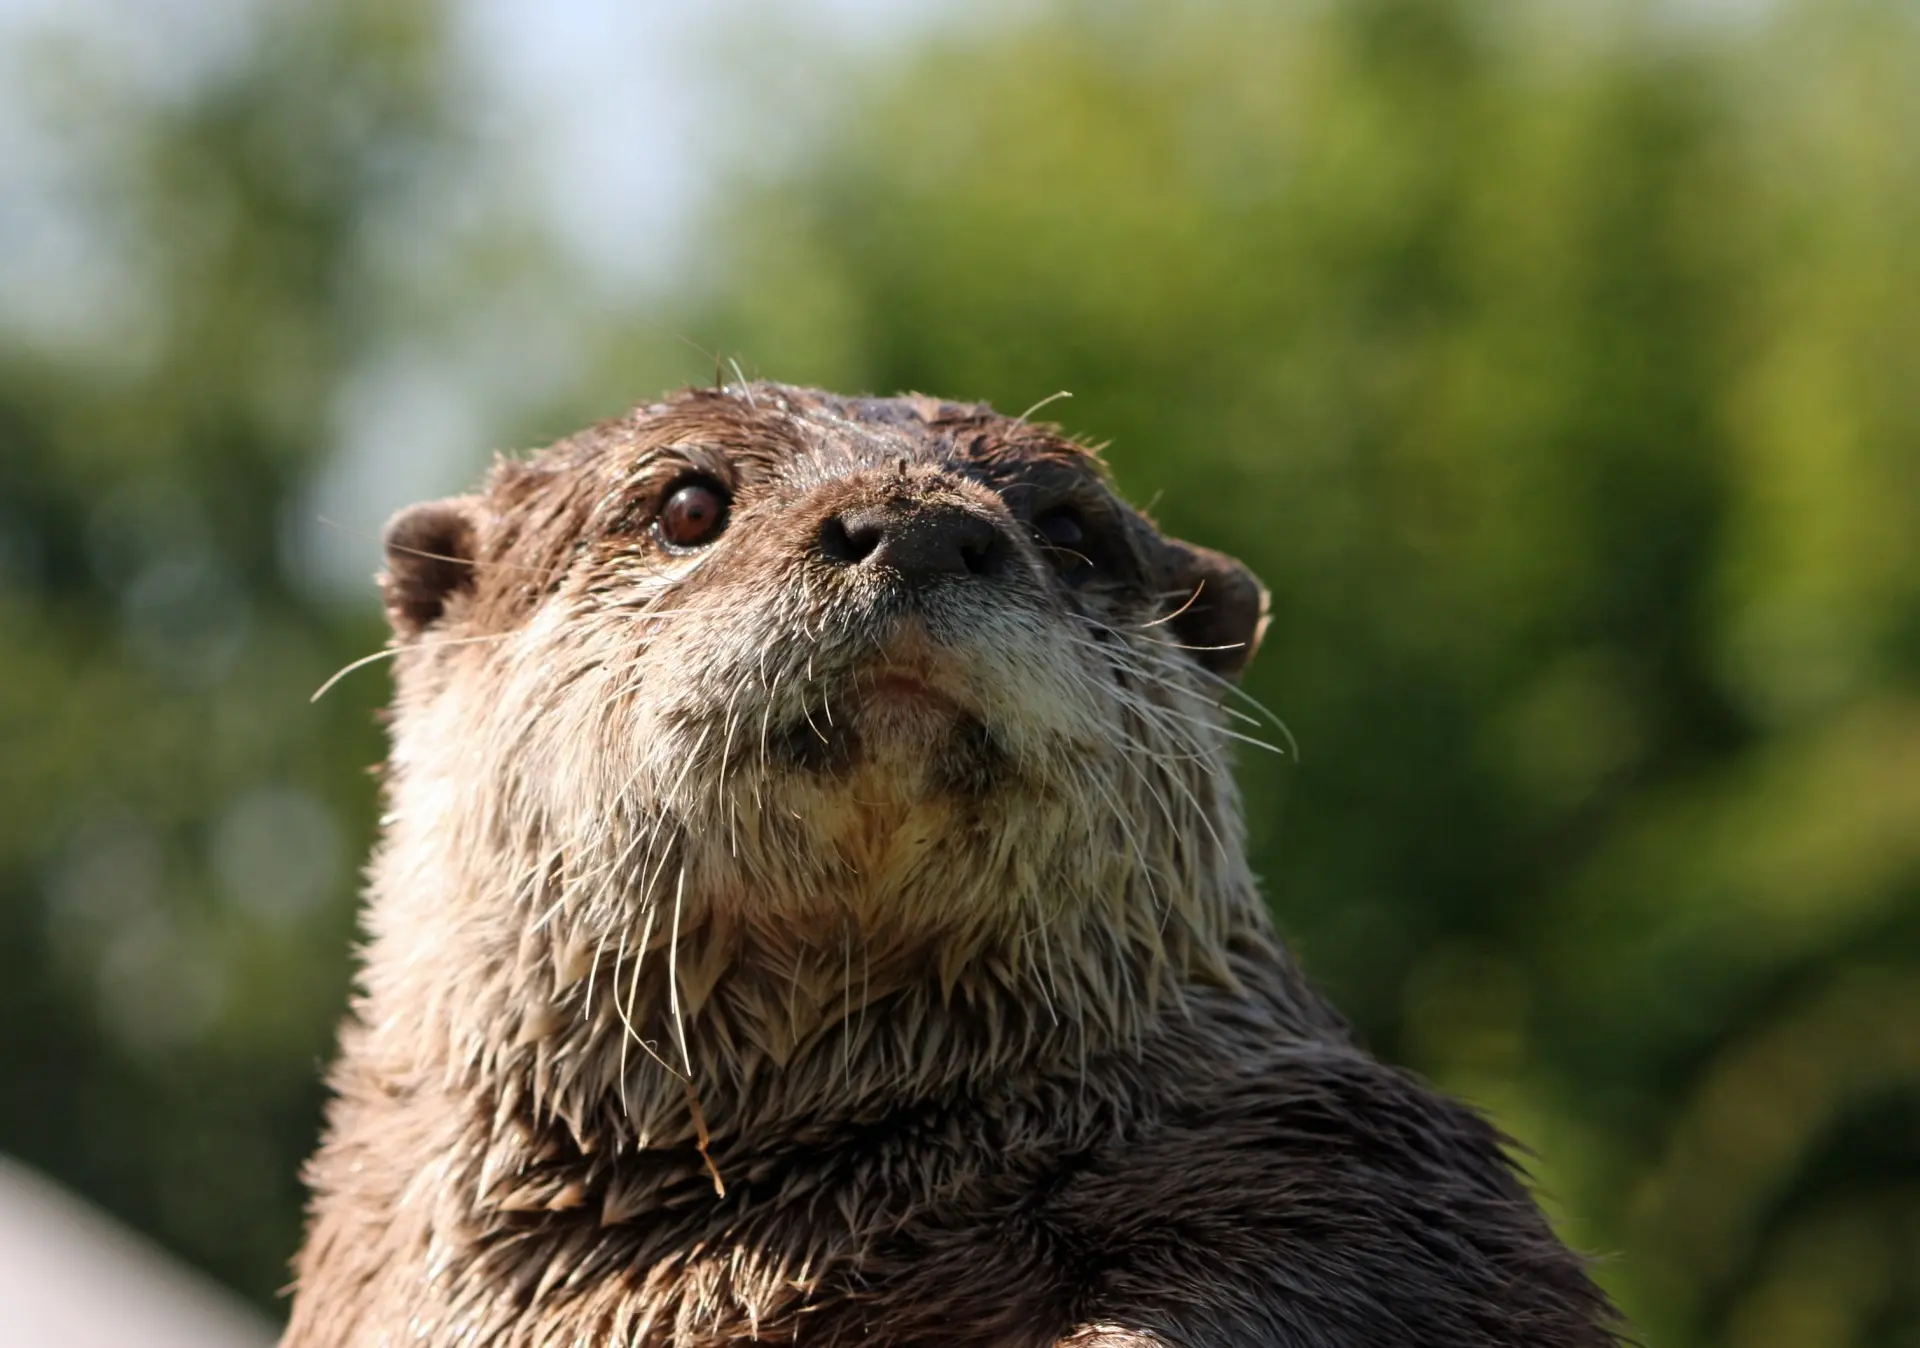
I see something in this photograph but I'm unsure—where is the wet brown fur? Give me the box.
[284,384,1623,1347]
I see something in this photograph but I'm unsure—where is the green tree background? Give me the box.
[2,2,1916,1345]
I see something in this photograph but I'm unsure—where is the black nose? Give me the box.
[817,499,1007,579]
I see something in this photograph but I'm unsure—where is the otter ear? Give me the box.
[380,497,479,638]
[1157,537,1270,680]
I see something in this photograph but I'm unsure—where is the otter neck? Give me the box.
[352,805,1278,1174]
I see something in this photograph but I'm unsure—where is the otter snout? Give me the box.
[798,467,1024,597]
[816,497,1009,581]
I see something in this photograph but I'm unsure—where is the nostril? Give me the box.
[818,515,880,565]
[960,533,1003,577]
[817,501,1007,579]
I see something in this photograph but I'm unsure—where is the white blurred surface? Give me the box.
[0,1156,274,1348]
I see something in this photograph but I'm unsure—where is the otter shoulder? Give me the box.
[1036,1037,1622,1348]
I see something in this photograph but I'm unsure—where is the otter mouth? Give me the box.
[863,670,951,710]
[851,656,967,726]
[760,635,1007,791]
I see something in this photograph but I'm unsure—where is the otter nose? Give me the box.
[817,500,1007,579]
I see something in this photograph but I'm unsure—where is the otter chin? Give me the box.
[284,384,1624,1348]
[772,628,990,773]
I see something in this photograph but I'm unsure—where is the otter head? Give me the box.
[369,385,1271,1138]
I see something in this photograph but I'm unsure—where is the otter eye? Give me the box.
[1034,507,1084,552]
[656,478,729,549]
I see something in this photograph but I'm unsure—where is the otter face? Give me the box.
[377,385,1267,1029]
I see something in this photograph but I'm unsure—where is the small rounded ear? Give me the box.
[1158,537,1270,679]
[380,497,479,638]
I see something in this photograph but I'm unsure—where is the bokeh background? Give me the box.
[3,1,1917,1344]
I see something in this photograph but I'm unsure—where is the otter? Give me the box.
[285,384,1621,1347]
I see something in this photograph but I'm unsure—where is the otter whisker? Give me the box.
[577,718,708,1076]
[1067,624,1297,760]
[524,843,573,936]
[1013,389,1073,425]
[1068,746,1180,936]
[784,936,807,1050]
[1137,580,1207,631]
[1093,676,1232,767]
[1130,631,1253,658]
[1119,633,1300,751]
[841,914,853,1087]
[616,902,671,1087]
[855,935,871,1072]
[1107,677,1286,760]
[609,919,632,1105]
[801,701,831,746]
[758,667,790,777]
[1055,656,1228,916]
[315,515,564,580]
[309,630,516,702]
[727,358,755,405]
[748,661,772,820]
[583,927,609,1029]
[667,865,693,1078]
[1054,649,1226,787]
[717,681,748,858]
[1026,904,1062,1029]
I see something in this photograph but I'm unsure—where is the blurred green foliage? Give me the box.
[2,2,1916,1345]
[0,0,504,1307]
